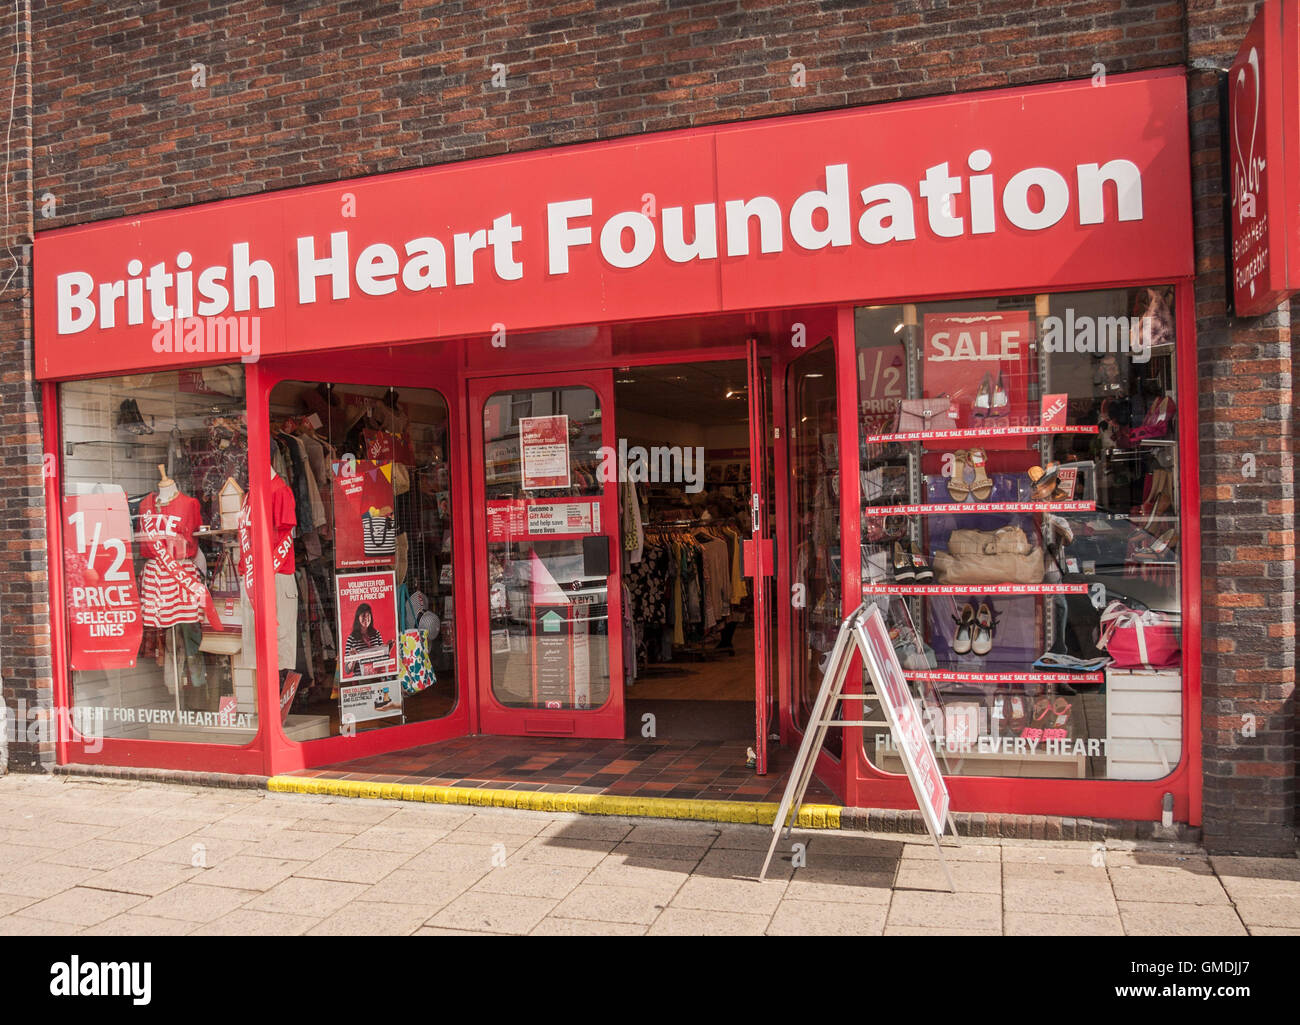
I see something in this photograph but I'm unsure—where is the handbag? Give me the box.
[1097,600,1181,669]
[933,546,1045,585]
[361,507,397,556]
[398,630,437,694]
[946,526,1032,557]
[898,396,956,433]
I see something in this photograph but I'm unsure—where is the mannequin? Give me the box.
[138,463,209,697]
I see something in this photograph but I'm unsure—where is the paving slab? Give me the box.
[551,883,670,925]
[784,866,896,905]
[426,890,558,934]
[360,869,484,909]
[531,916,648,935]
[768,899,887,936]
[471,862,592,901]
[247,877,369,918]
[886,890,1002,931]
[14,886,146,927]
[294,847,414,885]
[1117,901,1248,936]
[1108,865,1229,906]
[895,858,1001,894]
[307,900,439,936]
[1004,911,1123,935]
[81,860,201,897]
[191,908,320,936]
[190,855,308,892]
[80,914,199,936]
[38,839,155,871]
[647,908,769,935]
[132,880,258,922]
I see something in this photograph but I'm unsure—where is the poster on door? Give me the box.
[336,570,399,682]
[332,458,396,568]
[520,415,571,490]
[923,311,1034,448]
[340,679,402,723]
[532,603,572,707]
[62,489,143,671]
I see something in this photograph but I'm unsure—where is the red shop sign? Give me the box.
[1229,0,1300,316]
[62,491,143,670]
[33,71,1192,379]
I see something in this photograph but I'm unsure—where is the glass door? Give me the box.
[746,339,776,773]
[468,372,624,738]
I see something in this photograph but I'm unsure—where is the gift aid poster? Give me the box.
[63,490,143,670]
[332,459,396,568]
[923,311,1034,451]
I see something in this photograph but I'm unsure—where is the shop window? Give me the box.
[482,386,611,711]
[856,288,1183,781]
[267,382,457,737]
[787,339,841,757]
[58,368,255,744]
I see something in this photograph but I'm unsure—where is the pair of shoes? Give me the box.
[952,601,997,655]
[1021,696,1072,741]
[1134,527,1178,559]
[892,540,934,583]
[972,372,1010,421]
[1028,462,1063,501]
[948,449,994,502]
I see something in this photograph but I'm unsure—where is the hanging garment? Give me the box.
[140,558,208,628]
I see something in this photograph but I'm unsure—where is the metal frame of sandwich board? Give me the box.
[760,604,959,890]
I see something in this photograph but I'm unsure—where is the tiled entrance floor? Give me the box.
[284,734,837,804]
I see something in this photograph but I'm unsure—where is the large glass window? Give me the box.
[857,287,1183,781]
[266,382,457,737]
[59,368,255,744]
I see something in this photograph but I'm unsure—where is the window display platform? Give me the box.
[278,732,836,805]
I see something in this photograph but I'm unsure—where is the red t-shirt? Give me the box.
[237,474,298,578]
[270,474,296,574]
[137,491,201,560]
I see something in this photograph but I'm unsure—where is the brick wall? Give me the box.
[32,0,1184,225]
[4,1,1295,851]
[1185,0,1297,856]
[0,1,48,772]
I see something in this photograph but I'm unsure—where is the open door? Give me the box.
[746,338,776,773]
[468,371,625,738]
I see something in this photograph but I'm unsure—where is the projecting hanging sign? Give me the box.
[33,70,1193,379]
[1229,0,1300,316]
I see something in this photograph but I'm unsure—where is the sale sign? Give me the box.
[520,415,570,490]
[336,570,399,683]
[924,310,1034,449]
[63,489,143,670]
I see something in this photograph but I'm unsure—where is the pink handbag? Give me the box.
[1098,601,1181,669]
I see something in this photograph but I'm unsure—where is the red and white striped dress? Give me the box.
[137,491,206,628]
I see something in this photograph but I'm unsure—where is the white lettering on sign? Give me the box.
[54,155,1145,336]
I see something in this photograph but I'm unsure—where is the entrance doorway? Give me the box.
[466,343,777,769]
[616,361,758,746]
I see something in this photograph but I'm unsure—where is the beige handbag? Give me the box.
[946,526,1032,556]
[933,546,1045,585]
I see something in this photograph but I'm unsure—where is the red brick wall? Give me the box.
[0,2,49,771]
[32,0,1185,225]
[1185,0,1297,856]
[4,1,1294,852]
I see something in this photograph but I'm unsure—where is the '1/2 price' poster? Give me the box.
[63,489,143,671]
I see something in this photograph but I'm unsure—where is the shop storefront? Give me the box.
[34,68,1199,824]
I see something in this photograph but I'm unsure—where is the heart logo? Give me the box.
[1233,45,1262,217]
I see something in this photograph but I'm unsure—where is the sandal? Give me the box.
[947,449,971,502]
[908,541,934,583]
[969,448,994,501]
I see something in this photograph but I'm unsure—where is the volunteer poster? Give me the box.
[520,415,571,490]
[63,489,143,670]
[336,570,399,682]
[331,458,396,568]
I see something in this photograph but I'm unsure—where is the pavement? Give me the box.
[0,773,1296,936]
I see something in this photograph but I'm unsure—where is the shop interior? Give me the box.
[615,360,761,744]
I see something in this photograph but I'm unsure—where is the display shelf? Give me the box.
[862,500,1096,516]
[903,668,1105,684]
[862,424,1100,444]
[863,582,1090,596]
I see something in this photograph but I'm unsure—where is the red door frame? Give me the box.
[466,369,625,739]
